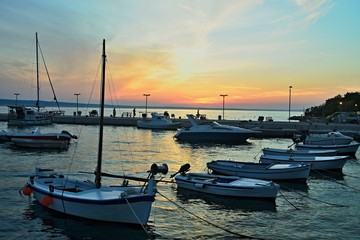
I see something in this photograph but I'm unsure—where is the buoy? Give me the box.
[41,195,53,206]
[22,186,32,196]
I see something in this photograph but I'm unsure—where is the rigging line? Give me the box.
[124,197,151,238]
[253,149,262,160]
[157,190,262,240]
[279,184,348,208]
[38,43,61,110]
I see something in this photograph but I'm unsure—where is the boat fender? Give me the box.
[41,195,53,206]
[120,192,128,198]
[49,185,54,193]
[22,184,32,196]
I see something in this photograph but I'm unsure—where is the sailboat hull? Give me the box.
[28,175,154,225]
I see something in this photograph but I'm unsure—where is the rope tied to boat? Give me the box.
[157,190,262,239]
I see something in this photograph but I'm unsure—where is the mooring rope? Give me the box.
[279,184,348,208]
[278,190,300,210]
[124,197,151,238]
[157,190,263,239]
[311,169,360,192]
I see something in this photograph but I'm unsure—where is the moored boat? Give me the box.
[262,147,338,156]
[137,112,182,130]
[8,33,64,126]
[172,164,279,200]
[207,160,311,182]
[174,114,259,144]
[293,130,354,145]
[1,127,77,149]
[295,142,360,156]
[259,154,351,172]
[20,39,169,225]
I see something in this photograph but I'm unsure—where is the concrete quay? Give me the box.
[1,113,359,139]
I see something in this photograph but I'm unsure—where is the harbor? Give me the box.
[1,112,359,139]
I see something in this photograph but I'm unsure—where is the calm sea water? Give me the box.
[0,109,359,239]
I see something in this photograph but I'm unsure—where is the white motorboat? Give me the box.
[11,138,70,150]
[136,112,182,130]
[1,128,77,149]
[295,142,360,156]
[172,164,279,200]
[259,154,351,172]
[207,160,311,182]
[174,114,259,144]
[262,147,338,156]
[21,39,168,225]
[293,130,353,145]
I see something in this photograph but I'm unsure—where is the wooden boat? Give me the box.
[173,164,279,200]
[262,147,338,156]
[136,112,182,130]
[174,114,259,144]
[259,154,351,172]
[207,160,311,182]
[295,142,360,156]
[21,39,168,225]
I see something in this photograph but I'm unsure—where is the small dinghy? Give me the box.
[262,147,338,157]
[172,164,279,200]
[207,160,311,182]
[259,154,351,172]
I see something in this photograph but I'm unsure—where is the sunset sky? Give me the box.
[0,0,359,110]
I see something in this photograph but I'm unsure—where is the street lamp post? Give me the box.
[14,93,20,106]
[143,94,150,117]
[339,101,343,123]
[288,86,292,122]
[74,93,80,115]
[220,94,228,120]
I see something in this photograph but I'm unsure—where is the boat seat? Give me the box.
[202,178,218,183]
[53,186,82,192]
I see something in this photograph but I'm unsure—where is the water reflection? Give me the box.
[278,182,309,192]
[23,202,154,240]
[309,171,345,181]
[175,188,276,212]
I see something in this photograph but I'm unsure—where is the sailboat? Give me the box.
[21,39,168,225]
[8,32,64,126]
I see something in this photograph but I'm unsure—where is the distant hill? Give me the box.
[304,92,360,117]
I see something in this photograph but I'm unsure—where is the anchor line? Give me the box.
[157,190,263,239]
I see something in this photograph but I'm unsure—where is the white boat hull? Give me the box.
[259,155,350,171]
[136,121,181,130]
[175,173,279,200]
[262,147,338,156]
[207,160,311,181]
[12,138,70,149]
[295,142,360,156]
[27,173,154,225]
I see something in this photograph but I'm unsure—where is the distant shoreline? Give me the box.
[0,99,303,112]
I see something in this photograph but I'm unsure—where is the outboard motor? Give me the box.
[61,130,78,139]
[170,163,191,178]
[292,130,309,144]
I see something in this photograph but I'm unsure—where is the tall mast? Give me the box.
[35,32,40,110]
[95,39,106,189]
